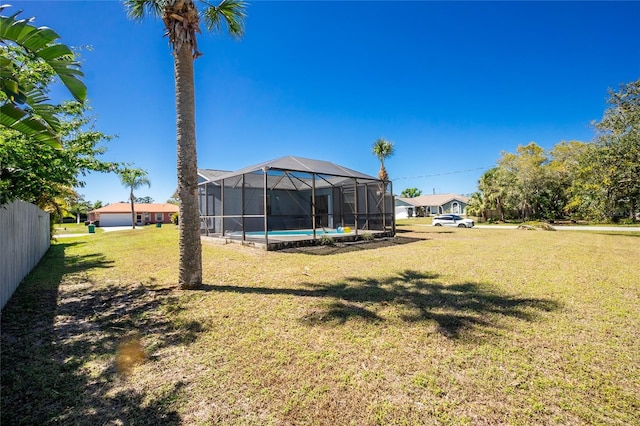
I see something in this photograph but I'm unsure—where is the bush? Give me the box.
[618,218,637,225]
[318,234,335,246]
[361,233,375,241]
[171,212,179,225]
[538,223,556,231]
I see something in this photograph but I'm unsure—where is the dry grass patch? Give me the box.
[2,225,639,425]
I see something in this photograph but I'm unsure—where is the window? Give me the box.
[156,213,163,222]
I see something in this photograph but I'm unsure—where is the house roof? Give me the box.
[90,202,178,214]
[200,156,378,182]
[396,193,469,207]
[198,169,229,182]
[198,156,381,191]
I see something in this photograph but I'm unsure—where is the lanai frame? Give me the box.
[198,156,395,245]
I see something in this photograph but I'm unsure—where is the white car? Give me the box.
[432,214,474,228]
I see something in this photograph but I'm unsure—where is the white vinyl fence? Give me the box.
[1,200,50,310]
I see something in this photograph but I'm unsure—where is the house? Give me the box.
[197,156,395,245]
[88,202,178,227]
[395,193,470,219]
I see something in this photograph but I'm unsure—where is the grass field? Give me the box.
[2,222,639,425]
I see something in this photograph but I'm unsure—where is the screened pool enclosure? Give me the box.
[198,156,395,246]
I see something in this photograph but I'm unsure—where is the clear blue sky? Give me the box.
[12,1,640,204]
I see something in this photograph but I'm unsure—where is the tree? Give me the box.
[593,79,640,221]
[124,0,247,289]
[1,9,114,210]
[372,137,394,182]
[118,168,151,229]
[67,192,92,224]
[135,196,154,204]
[0,6,86,148]
[497,142,550,220]
[1,101,115,207]
[477,167,511,221]
[549,140,591,219]
[401,187,422,198]
[466,191,485,219]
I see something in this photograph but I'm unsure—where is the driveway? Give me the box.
[56,226,142,238]
[101,226,142,233]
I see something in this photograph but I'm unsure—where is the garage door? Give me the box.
[99,213,132,227]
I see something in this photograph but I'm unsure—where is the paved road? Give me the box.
[474,225,640,232]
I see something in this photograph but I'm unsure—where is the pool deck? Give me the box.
[201,229,394,251]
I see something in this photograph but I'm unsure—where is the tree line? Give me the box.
[467,79,639,223]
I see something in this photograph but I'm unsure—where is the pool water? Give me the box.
[236,229,349,237]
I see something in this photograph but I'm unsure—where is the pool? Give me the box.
[231,229,351,237]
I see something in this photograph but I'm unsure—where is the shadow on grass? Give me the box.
[593,232,640,238]
[1,242,190,425]
[201,269,559,338]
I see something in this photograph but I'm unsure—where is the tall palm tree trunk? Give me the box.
[130,190,136,229]
[174,43,202,289]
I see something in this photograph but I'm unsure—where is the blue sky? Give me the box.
[12,1,640,204]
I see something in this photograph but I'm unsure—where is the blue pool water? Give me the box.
[236,229,348,237]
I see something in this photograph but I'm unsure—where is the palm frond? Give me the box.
[0,103,60,146]
[118,167,151,190]
[0,6,89,147]
[201,0,247,38]
[123,0,164,20]
[0,8,86,102]
[372,138,395,162]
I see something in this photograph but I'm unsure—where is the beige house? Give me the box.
[395,194,470,219]
[89,202,178,226]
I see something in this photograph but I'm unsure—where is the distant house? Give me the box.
[395,194,470,219]
[88,202,178,227]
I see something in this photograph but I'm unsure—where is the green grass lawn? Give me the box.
[2,224,639,425]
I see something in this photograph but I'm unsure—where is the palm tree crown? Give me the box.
[372,137,395,182]
[125,0,246,57]
[119,168,151,200]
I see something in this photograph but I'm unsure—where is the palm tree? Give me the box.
[478,167,507,222]
[372,137,395,182]
[118,168,151,229]
[124,0,247,289]
[466,191,485,220]
[401,187,422,198]
[68,194,93,224]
